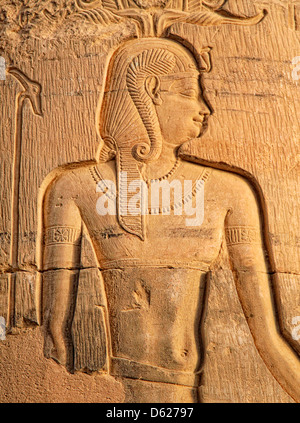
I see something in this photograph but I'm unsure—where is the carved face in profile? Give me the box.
[98,38,211,162]
[152,73,210,146]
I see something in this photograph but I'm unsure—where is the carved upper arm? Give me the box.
[224,176,268,273]
[43,173,82,270]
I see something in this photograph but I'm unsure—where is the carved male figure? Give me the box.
[43,38,300,402]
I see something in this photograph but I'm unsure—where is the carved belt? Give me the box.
[110,356,201,387]
[99,258,211,272]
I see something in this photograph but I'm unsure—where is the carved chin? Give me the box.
[199,117,209,137]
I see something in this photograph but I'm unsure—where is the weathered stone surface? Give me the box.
[0,0,299,403]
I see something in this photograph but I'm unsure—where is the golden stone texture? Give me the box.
[0,0,299,403]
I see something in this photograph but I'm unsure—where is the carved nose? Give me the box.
[199,98,211,116]
[194,103,210,123]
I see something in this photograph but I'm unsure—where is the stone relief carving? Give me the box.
[7,67,42,328]
[0,0,299,404]
[0,0,266,36]
[38,3,300,403]
[289,2,300,30]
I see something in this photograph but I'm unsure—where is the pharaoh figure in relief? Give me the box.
[42,1,300,403]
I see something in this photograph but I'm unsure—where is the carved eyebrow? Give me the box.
[166,78,200,92]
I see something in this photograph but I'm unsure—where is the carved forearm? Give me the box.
[43,269,79,368]
[233,268,300,403]
[43,225,82,270]
[254,322,300,403]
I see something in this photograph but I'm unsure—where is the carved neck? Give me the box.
[138,141,179,182]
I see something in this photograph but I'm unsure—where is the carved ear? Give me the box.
[144,75,162,105]
[199,47,212,73]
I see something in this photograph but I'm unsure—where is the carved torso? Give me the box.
[72,159,230,269]
[43,158,258,382]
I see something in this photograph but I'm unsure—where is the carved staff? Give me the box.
[7,67,42,326]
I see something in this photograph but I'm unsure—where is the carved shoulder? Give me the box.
[216,170,265,247]
[43,170,82,229]
[199,165,260,211]
[43,170,84,270]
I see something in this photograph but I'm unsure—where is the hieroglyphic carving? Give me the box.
[0,1,74,30]
[7,67,42,328]
[0,0,266,37]
[289,2,300,30]
[225,226,261,246]
[73,0,267,37]
[42,24,300,402]
[44,226,81,246]
[0,274,10,328]
[1,1,298,408]
[8,67,42,270]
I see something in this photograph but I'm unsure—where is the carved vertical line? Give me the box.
[288,4,300,30]
[7,68,42,328]
[288,4,296,30]
[293,4,300,31]
[8,273,16,329]
[8,94,24,328]
[10,93,23,271]
[99,270,113,374]
[0,274,10,332]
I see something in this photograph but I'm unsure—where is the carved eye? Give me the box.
[180,89,197,98]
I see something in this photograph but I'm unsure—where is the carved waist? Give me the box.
[110,356,201,387]
[99,258,210,272]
